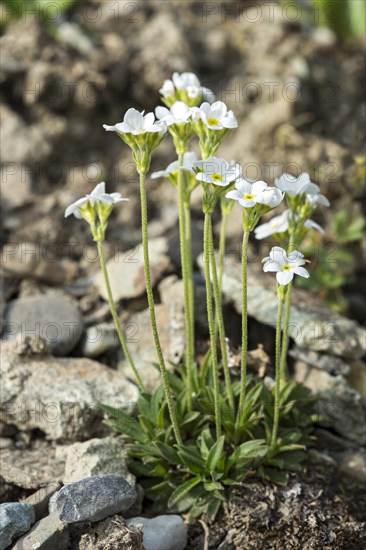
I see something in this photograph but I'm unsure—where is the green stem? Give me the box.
[208,220,235,411]
[271,295,285,449]
[96,240,145,391]
[218,209,228,299]
[184,202,195,356]
[204,212,222,439]
[178,152,194,409]
[279,234,295,383]
[236,229,250,429]
[139,171,183,446]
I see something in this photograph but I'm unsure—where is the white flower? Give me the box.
[103,108,166,136]
[151,152,198,179]
[195,156,241,187]
[275,173,319,196]
[262,246,310,285]
[306,192,330,207]
[192,101,238,130]
[160,72,215,103]
[155,101,192,126]
[64,182,128,219]
[226,179,283,208]
[254,209,324,239]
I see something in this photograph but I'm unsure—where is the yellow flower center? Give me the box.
[207,117,219,126]
[212,173,223,182]
[244,193,255,200]
[282,264,291,270]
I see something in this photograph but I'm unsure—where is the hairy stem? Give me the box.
[178,152,194,409]
[204,212,222,439]
[139,171,183,445]
[271,295,285,449]
[97,240,145,391]
[279,234,295,383]
[184,202,195,357]
[218,208,228,298]
[236,229,250,428]
[208,221,235,410]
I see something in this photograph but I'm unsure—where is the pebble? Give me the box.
[55,474,137,524]
[2,295,83,355]
[126,515,187,550]
[80,323,118,358]
[0,502,35,550]
[12,512,69,550]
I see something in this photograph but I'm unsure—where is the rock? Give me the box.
[1,242,78,286]
[80,324,118,358]
[55,474,137,523]
[167,223,203,268]
[293,361,366,445]
[0,502,35,550]
[289,347,351,376]
[118,278,185,392]
[69,513,144,550]
[2,294,83,356]
[126,515,187,550]
[94,238,171,302]
[57,23,94,55]
[347,360,366,399]
[336,449,366,485]
[0,445,64,490]
[24,484,61,521]
[12,512,69,550]
[210,257,366,359]
[63,437,135,487]
[0,342,139,441]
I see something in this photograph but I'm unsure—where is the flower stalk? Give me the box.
[96,240,145,391]
[271,289,285,449]
[139,169,183,446]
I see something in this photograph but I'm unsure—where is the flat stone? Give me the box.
[293,361,366,444]
[55,475,137,523]
[80,323,118,358]
[12,512,69,550]
[0,445,64,490]
[0,342,139,441]
[94,237,171,302]
[126,515,187,550]
[289,347,351,376]
[2,295,83,356]
[63,437,135,487]
[24,484,61,521]
[205,257,366,359]
[0,502,35,550]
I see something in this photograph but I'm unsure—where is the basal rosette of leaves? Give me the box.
[65,72,330,521]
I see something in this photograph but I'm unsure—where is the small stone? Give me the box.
[63,437,135,487]
[336,449,366,485]
[55,475,137,524]
[2,295,83,356]
[0,164,33,210]
[126,515,187,550]
[94,238,171,302]
[0,502,35,550]
[80,324,118,358]
[12,512,69,550]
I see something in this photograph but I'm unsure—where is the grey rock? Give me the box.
[55,474,137,523]
[57,23,94,55]
[167,223,203,268]
[80,324,118,358]
[336,449,366,485]
[25,484,61,521]
[126,515,187,550]
[12,512,69,550]
[118,280,185,392]
[0,342,139,441]
[0,502,35,550]
[289,347,351,376]
[293,361,366,444]
[0,445,64,490]
[63,437,135,487]
[0,165,33,210]
[94,238,171,302]
[209,257,366,359]
[2,295,83,356]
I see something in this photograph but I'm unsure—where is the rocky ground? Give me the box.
[0,1,365,549]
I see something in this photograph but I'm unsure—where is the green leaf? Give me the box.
[204,481,223,492]
[154,441,181,464]
[168,477,202,508]
[178,447,206,474]
[206,436,225,473]
[100,405,146,443]
[207,497,222,520]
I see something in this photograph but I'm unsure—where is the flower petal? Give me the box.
[292,266,310,278]
[276,270,293,285]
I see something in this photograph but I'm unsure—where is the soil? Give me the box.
[187,462,366,550]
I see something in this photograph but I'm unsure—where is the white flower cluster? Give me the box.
[65,182,128,219]
[160,72,215,104]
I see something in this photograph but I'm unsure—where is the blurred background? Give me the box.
[1,0,365,323]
